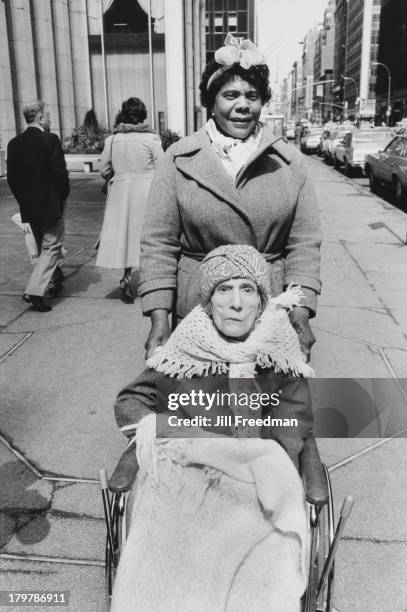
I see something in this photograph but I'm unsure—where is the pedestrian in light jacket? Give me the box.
[139,34,322,362]
[7,100,69,312]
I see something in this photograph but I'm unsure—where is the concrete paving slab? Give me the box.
[0,332,29,359]
[0,558,106,612]
[314,306,407,354]
[63,265,139,300]
[311,326,391,378]
[0,296,30,327]
[330,439,407,541]
[1,298,148,478]
[334,540,407,612]
[52,483,104,520]
[317,276,385,308]
[316,438,381,467]
[5,516,105,561]
[363,272,407,312]
[384,347,407,379]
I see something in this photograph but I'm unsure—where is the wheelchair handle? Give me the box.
[317,494,354,600]
[340,494,354,518]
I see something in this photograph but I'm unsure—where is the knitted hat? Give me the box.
[199,245,271,307]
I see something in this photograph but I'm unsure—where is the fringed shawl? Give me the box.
[147,285,314,380]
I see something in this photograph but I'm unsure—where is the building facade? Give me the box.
[205,0,255,63]
[0,0,205,157]
[376,0,407,123]
[313,0,335,122]
[301,26,321,119]
[333,0,348,118]
[346,0,382,120]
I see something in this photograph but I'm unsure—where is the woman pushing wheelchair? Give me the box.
[111,245,316,612]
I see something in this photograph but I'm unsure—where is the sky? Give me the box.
[257,0,330,86]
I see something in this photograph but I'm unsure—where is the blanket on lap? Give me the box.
[111,415,309,612]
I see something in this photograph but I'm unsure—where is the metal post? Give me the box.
[99,0,109,129]
[387,73,391,126]
[148,0,155,129]
[372,62,391,126]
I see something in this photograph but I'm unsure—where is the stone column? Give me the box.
[164,0,186,135]
[30,0,61,138]
[0,0,16,150]
[5,0,38,133]
[69,0,93,127]
[86,0,101,36]
[51,0,76,138]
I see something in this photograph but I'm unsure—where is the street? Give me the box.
[1,148,407,612]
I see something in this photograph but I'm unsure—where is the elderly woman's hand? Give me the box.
[288,307,316,362]
[144,309,171,360]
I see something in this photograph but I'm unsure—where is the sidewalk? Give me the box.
[0,164,406,611]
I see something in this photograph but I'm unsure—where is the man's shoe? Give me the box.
[27,295,52,312]
[22,294,31,303]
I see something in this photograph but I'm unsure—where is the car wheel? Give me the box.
[367,168,380,195]
[394,178,407,209]
[344,159,352,177]
[324,153,332,165]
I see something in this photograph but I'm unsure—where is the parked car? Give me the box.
[333,128,395,176]
[364,135,407,208]
[317,130,332,156]
[322,129,350,165]
[300,128,324,154]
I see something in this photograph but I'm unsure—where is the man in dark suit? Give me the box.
[7,100,70,312]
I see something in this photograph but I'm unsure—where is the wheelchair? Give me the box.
[99,437,354,612]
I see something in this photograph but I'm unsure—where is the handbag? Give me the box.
[101,135,115,195]
[11,213,67,264]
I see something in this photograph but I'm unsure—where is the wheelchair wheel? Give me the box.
[303,466,335,612]
[105,492,127,607]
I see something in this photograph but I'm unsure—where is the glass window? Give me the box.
[385,138,399,154]
[228,12,237,32]
[400,140,407,158]
[214,12,223,33]
[237,11,247,32]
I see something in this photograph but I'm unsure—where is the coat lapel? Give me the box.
[235,128,292,188]
[172,127,293,238]
[173,129,254,224]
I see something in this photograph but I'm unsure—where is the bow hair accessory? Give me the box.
[207,33,265,90]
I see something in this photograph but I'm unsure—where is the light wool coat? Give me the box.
[139,127,322,317]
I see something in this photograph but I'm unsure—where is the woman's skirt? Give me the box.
[96,172,153,269]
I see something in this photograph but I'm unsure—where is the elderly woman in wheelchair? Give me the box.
[100,245,353,612]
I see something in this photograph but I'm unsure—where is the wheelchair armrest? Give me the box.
[300,437,329,508]
[108,444,139,494]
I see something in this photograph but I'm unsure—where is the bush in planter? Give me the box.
[63,109,110,154]
[160,129,180,151]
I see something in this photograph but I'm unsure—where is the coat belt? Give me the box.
[181,250,283,263]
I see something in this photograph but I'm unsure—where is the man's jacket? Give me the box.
[7,126,69,224]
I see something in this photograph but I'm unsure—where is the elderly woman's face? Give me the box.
[212,77,262,139]
[210,278,261,341]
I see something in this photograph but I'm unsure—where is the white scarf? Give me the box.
[146,286,314,379]
[205,118,263,180]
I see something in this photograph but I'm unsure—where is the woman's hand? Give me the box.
[144,309,171,360]
[288,307,316,362]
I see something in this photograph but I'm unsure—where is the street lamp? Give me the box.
[341,74,359,118]
[372,61,391,126]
